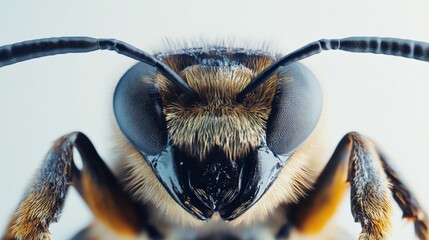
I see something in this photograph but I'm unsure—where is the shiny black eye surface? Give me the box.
[266,62,323,155]
[113,62,168,155]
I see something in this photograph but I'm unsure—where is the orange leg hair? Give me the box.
[287,132,428,240]
[2,132,160,240]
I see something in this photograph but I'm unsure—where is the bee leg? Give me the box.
[377,150,428,240]
[286,132,351,236]
[3,132,159,240]
[287,132,428,240]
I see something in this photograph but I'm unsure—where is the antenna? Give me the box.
[238,37,429,100]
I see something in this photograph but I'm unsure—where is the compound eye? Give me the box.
[266,62,322,155]
[114,62,168,155]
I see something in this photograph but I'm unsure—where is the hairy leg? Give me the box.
[287,132,428,239]
[2,132,159,240]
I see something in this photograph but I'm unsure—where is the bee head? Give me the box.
[113,47,322,221]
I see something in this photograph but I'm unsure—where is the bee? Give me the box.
[0,37,428,240]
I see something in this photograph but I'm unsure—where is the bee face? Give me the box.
[114,47,323,221]
[158,49,277,161]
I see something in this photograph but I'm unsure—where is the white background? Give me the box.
[1,1,429,239]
